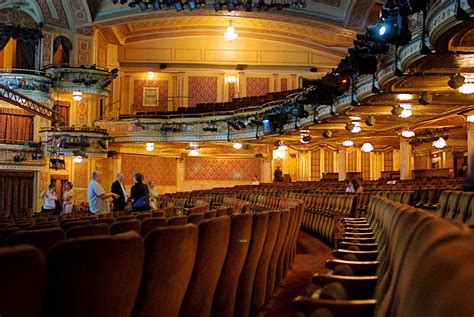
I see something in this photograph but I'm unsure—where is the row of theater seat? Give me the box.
[0,196,304,317]
[293,197,474,317]
[433,190,474,226]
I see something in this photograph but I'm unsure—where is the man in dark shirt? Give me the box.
[274,166,283,182]
[458,163,468,177]
[111,173,128,211]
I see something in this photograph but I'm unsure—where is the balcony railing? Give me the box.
[0,68,53,102]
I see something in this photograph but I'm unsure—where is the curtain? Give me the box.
[0,111,33,142]
[15,40,36,70]
[53,36,72,65]
[0,171,34,217]
[0,35,9,51]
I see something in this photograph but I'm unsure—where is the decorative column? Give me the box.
[467,123,474,177]
[177,72,185,107]
[290,74,298,90]
[400,138,412,180]
[338,146,347,181]
[238,71,245,97]
[272,74,279,92]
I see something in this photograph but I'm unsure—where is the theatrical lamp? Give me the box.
[418,92,432,105]
[399,103,412,118]
[433,137,447,149]
[448,73,465,89]
[361,142,374,153]
[366,7,411,46]
[351,122,362,134]
[466,115,474,123]
[72,91,83,102]
[278,144,288,151]
[146,142,154,151]
[401,128,415,138]
[224,21,238,41]
[342,139,354,147]
[233,142,243,149]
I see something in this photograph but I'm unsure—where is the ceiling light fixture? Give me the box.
[189,149,199,156]
[342,139,354,147]
[72,156,83,163]
[233,142,243,149]
[224,21,238,41]
[146,142,154,151]
[458,74,474,94]
[351,122,362,134]
[278,144,288,151]
[397,93,412,101]
[401,128,415,138]
[466,115,474,123]
[72,91,83,102]
[361,142,374,153]
[399,103,412,118]
[433,137,447,149]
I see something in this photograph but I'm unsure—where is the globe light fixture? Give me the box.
[278,144,288,151]
[72,91,83,102]
[433,137,447,149]
[466,115,474,123]
[233,142,243,149]
[224,21,238,41]
[399,103,412,118]
[146,142,154,151]
[72,156,83,163]
[401,128,415,138]
[458,73,474,94]
[351,122,362,134]
[361,142,374,153]
[342,139,354,147]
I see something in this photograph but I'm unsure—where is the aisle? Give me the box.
[258,231,333,317]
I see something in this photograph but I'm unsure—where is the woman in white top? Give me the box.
[62,181,74,214]
[41,184,58,214]
[148,180,159,210]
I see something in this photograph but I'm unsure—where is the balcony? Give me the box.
[43,64,115,97]
[0,68,53,102]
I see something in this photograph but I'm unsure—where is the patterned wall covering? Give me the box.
[37,0,70,28]
[228,82,235,102]
[188,76,217,106]
[41,32,53,67]
[281,78,288,91]
[97,30,108,68]
[74,161,88,188]
[69,0,89,26]
[76,100,88,126]
[347,150,357,172]
[324,149,334,173]
[361,152,370,180]
[75,189,87,204]
[384,151,393,171]
[185,157,261,181]
[132,80,169,112]
[121,154,177,186]
[77,37,91,65]
[246,78,269,97]
[311,149,321,181]
[0,9,37,28]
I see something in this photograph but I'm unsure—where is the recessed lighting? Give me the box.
[397,93,412,101]
[189,149,199,156]
[147,71,155,76]
[233,142,242,149]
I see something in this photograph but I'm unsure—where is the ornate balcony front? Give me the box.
[0,68,53,103]
[43,64,115,97]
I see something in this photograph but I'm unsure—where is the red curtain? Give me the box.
[0,109,33,142]
[0,171,34,217]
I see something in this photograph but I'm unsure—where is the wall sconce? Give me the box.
[72,91,83,102]
[226,75,237,83]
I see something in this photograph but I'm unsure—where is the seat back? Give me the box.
[180,216,231,317]
[435,191,451,216]
[187,213,205,225]
[212,213,253,317]
[0,227,19,246]
[167,216,187,226]
[60,220,91,232]
[251,210,281,312]
[66,223,109,239]
[140,217,167,237]
[134,225,198,317]
[43,232,144,317]
[0,245,46,317]
[92,217,115,226]
[235,212,269,317]
[443,191,462,219]
[109,219,141,235]
[6,228,66,254]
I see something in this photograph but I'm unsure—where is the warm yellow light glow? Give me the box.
[278,144,288,151]
[397,93,412,101]
[467,115,474,123]
[342,139,354,147]
[224,22,238,41]
[351,122,361,134]
[399,103,412,118]
[72,91,82,102]
[146,142,154,151]
[72,156,83,163]
[459,74,474,94]
[361,142,374,152]
[147,71,155,76]
[401,128,415,138]
[226,75,237,84]
[233,142,242,149]
[433,137,447,149]
[189,149,199,156]
[190,143,199,148]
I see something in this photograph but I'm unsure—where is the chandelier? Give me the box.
[401,128,415,138]
[433,137,447,149]
[342,139,354,147]
[361,142,374,153]
[399,103,412,118]
[224,21,238,41]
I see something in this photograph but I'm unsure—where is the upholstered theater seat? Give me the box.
[6,228,66,254]
[110,219,141,234]
[140,217,167,237]
[66,223,109,239]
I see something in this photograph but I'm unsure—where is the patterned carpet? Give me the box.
[258,231,334,317]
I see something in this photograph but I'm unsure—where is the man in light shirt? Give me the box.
[111,172,128,211]
[87,170,119,215]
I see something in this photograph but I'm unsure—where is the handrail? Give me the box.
[0,68,52,78]
[42,64,109,72]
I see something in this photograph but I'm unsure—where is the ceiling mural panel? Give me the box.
[36,0,69,28]
[68,0,89,26]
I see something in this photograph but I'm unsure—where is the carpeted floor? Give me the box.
[258,231,334,317]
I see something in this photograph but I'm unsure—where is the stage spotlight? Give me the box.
[150,0,161,10]
[418,92,432,105]
[448,73,465,89]
[366,8,412,46]
[322,130,333,138]
[214,1,223,11]
[174,0,184,11]
[226,0,236,11]
[187,0,197,10]
[365,116,376,126]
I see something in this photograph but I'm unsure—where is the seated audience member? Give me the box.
[62,181,74,214]
[148,180,159,210]
[131,173,150,211]
[41,184,58,214]
[87,170,119,215]
[251,176,260,185]
[345,179,355,193]
[458,163,468,177]
[353,178,363,192]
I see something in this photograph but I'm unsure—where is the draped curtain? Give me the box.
[0,109,33,142]
[15,39,36,70]
[0,171,34,217]
[0,35,9,51]
[53,36,72,65]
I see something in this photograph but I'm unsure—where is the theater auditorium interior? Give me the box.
[0,0,473,316]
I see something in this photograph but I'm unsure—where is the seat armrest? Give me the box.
[341,237,376,244]
[293,296,376,316]
[333,249,378,261]
[311,273,378,288]
[325,259,379,272]
[338,242,378,251]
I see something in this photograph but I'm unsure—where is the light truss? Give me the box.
[0,84,63,125]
